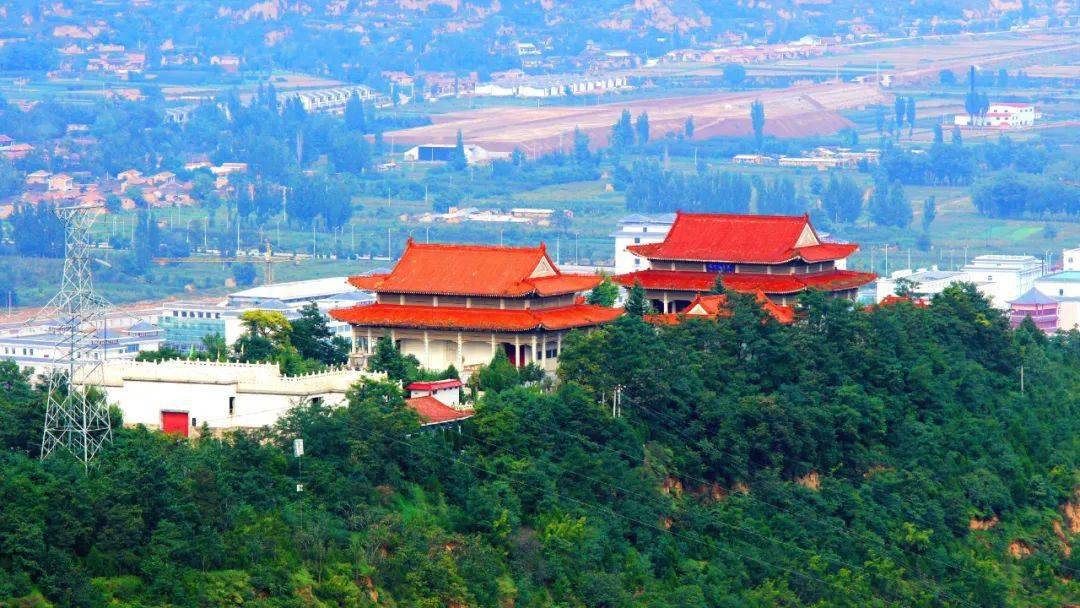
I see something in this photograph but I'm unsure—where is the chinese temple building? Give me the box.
[1008,288,1059,332]
[645,292,796,326]
[614,212,875,311]
[330,240,622,372]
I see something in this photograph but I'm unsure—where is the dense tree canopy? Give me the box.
[1,285,1078,607]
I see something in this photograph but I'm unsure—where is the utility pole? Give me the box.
[387,227,391,260]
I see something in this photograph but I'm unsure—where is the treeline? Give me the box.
[620,161,751,214]
[617,161,880,227]
[1,285,1077,606]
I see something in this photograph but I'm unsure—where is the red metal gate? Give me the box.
[161,411,189,436]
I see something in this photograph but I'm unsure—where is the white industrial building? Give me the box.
[610,213,675,274]
[81,359,378,435]
[475,74,629,98]
[159,277,373,351]
[276,85,386,114]
[954,103,1038,128]
[960,254,1044,309]
[401,143,509,165]
[0,322,163,373]
[875,267,969,302]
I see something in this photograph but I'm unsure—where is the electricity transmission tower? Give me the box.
[39,203,112,467]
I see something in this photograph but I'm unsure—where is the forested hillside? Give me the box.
[1,285,1078,607]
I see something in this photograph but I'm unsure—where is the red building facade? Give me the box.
[614,212,875,311]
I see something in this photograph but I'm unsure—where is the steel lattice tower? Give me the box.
[40,203,112,466]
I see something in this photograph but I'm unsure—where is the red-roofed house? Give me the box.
[614,212,874,311]
[331,239,623,372]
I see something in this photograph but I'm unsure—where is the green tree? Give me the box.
[821,174,863,224]
[634,112,650,146]
[709,274,726,295]
[610,109,634,151]
[750,100,765,149]
[572,127,590,165]
[905,97,916,136]
[684,115,694,139]
[449,129,468,171]
[475,350,520,393]
[367,336,421,382]
[722,63,746,88]
[586,276,619,307]
[344,93,365,132]
[290,302,350,365]
[921,195,937,233]
[623,282,652,317]
[232,262,256,287]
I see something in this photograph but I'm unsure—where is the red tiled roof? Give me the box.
[406,396,473,425]
[330,302,623,332]
[348,240,601,297]
[615,269,875,295]
[406,379,463,391]
[644,291,795,325]
[875,294,929,308]
[614,269,717,292]
[726,270,876,294]
[625,212,859,264]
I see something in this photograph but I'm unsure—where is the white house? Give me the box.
[875,268,969,302]
[80,359,378,435]
[1062,246,1080,271]
[406,378,463,407]
[610,214,676,274]
[961,254,1044,309]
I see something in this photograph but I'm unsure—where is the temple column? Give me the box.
[456,332,464,369]
[540,334,546,367]
[513,334,520,367]
[366,328,373,353]
[423,330,430,366]
[662,292,670,313]
[490,333,497,357]
[530,335,537,366]
[557,333,562,356]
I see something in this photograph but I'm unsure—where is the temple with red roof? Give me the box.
[614,212,875,311]
[331,239,622,371]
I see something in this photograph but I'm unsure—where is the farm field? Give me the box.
[385,81,887,156]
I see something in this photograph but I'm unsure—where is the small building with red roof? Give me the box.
[331,239,623,372]
[406,378,464,406]
[614,212,874,311]
[645,292,795,326]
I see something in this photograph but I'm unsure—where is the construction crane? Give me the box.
[153,242,301,285]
